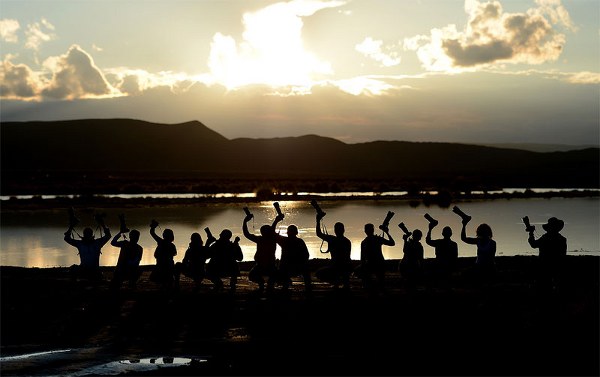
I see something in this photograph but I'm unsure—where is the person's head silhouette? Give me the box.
[82,227,94,241]
[442,226,452,239]
[542,217,564,234]
[190,232,203,246]
[129,229,140,243]
[334,222,345,237]
[412,229,423,241]
[260,224,272,236]
[364,223,375,236]
[163,229,174,242]
[287,225,298,238]
[476,224,493,239]
[220,229,232,241]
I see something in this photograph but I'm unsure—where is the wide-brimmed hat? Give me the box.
[542,217,564,232]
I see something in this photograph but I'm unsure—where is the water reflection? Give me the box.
[1,198,598,267]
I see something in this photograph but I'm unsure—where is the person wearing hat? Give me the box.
[64,224,111,282]
[526,217,567,292]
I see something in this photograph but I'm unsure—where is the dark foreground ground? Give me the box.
[1,256,598,377]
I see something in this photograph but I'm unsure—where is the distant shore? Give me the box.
[1,256,598,376]
[1,188,598,211]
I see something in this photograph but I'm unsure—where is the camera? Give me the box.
[380,211,395,230]
[68,207,80,228]
[150,219,159,228]
[452,206,471,223]
[522,216,535,232]
[243,207,253,220]
[273,202,284,217]
[94,212,107,226]
[398,222,412,236]
[424,213,439,227]
[311,199,326,218]
[204,227,214,239]
[118,213,129,233]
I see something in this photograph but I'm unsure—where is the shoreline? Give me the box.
[1,256,598,376]
[1,189,598,211]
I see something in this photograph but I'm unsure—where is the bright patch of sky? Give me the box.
[0,0,598,145]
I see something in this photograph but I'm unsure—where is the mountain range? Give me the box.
[1,119,598,195]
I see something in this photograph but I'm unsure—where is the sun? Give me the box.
[207,1,337,90]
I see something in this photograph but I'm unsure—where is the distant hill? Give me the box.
[477,143,599,153]
[1,119,598,195]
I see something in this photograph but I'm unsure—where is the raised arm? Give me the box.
[379,226,395,246]
[64,227,78,247]
[111,231,124,247]
[461,223,477,245]
[315,214,326,240]
[242,216,259,243]
[527,230,540,248]
[425,226,434,247]
[150,222,162,243]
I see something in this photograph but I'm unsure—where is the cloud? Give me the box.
[41,45,118,99]
[405,0,574,70]
[0,58,45,99]
[25,18,56,50]
[355,37,401,67]
[0,19,20,43]
[208,0,344,89]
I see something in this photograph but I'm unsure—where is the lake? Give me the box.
[1,197,598,268]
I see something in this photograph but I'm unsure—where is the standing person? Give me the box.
[314,212,352,290]
[359,223,395,292]
[275,224,312,294]
[174,232,214,291]
[459,216,496,285]
[149,219,177,290]
[526,217,567,293]
[398,226,424,289]
[425,224,458,287]
[64,215,111,283]
[242,208,284,293]
[109,229,143,290]
[206,229,243,293]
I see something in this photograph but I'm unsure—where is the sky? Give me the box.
[0,0,598,145]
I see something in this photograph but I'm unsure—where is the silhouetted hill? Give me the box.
[1,119,598,195]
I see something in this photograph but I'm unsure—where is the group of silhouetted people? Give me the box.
[63,202,568,295]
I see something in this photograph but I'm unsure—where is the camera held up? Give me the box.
[398,222,412,236]
[522,216,535,232]
[424,213,439,228]
[380,211,395,231]
[311,199,326,218]
[452,206,471,223]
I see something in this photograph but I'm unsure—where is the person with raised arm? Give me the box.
[174,230,214,292]
[109,226,143,290]
[149,219,177,290]
[524,216,567,293]
[206,229,243,293]
[63,209,111,283]
[398,222,423,290]
[275,224,312,294]
[358,213,395,293]
[425,213,458,288]
[455,206,496,285]
[242,204,284,293]
[314,207,352,291]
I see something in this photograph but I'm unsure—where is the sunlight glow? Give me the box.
[208,0,343,90]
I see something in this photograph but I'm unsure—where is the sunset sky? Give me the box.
[1,0,598,145]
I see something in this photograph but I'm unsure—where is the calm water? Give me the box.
[1,197,598,268]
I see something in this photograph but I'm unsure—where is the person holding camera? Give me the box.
[459,214,496,285]
[242,208,284,294]
[275,224,312,294]
[526,217,567,293]
[149,219,177,290]
[314,212,352,291]
[63,212,111,283]
[398,226,424,290]
[109,228,143,290]
[358,223,395,293]
[206,229,243,293]
[425,222,458,288]
[174,231,214,291]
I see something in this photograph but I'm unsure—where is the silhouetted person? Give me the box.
[315,213,352,290]
[175,232,214,291]
[64,224,111,283]
[399,228,424,289]
[460,218,496,285]
[206,229,243,293]
[109,229,143,289]
[149,219,177,290]
[275,224,312,294]
[243,211,284,293]
[359,223,395,292]
[527,217,567,293]
[426,224,458,287]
